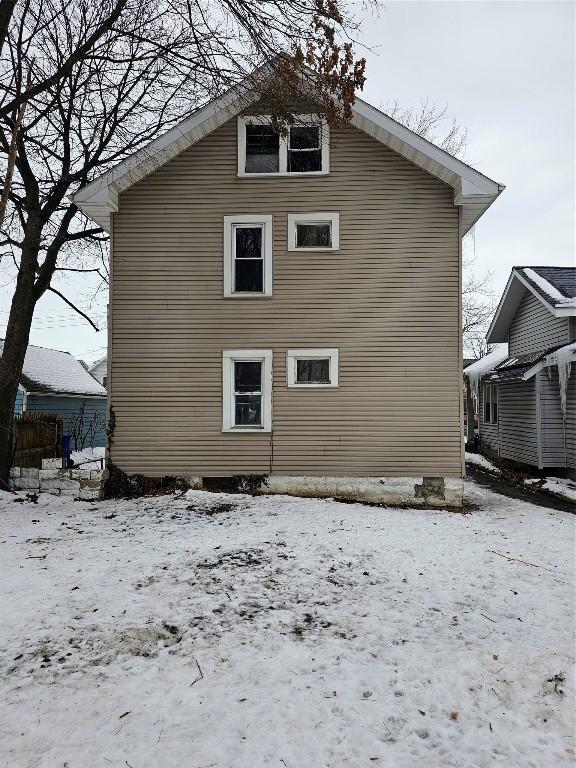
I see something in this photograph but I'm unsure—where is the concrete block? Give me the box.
[59,490,79,498]
[40,479,80,492]
[21,468,39,479]
[39,469,59,481]
[71,469,91,480]
[42,457,65,469]
[17,478,40,490]
[10,467,21,479]
[57,469,71,480]
[78,488,102,501]
[90,469,108,481]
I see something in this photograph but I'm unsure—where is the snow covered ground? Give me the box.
[466,451,576,505]
[0,481,574,768]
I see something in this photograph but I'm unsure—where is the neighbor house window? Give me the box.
[287,349,339,388]
[483,383,498,424]
[223,215,272,297]
[238,116,329,176]
[222,350,272,432]
[287,213,339,251]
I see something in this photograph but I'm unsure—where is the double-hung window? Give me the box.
[238,116,329,176]
[287,349,339,388]
[483,383,498,424]
[222,350,272,432]
[287,213,339,251]
[223,215,272,297]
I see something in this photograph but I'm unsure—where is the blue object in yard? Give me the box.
[62,434,72,464]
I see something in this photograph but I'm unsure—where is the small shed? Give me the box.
[2,341,108,449]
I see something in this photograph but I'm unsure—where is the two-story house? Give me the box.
[466,266,575,476]
[72,74,503,506]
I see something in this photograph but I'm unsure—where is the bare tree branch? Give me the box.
[47,285,100,330]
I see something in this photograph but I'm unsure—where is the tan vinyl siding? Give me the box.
[110,117,461,477]
[498,380,538,466]
[509,291,570,356]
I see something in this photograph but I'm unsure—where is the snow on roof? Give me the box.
[522,267,576,308]
[463,344,508,397]
[0,341,106,396]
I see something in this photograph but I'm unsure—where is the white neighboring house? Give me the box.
[89,355,108,387]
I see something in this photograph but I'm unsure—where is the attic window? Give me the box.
[288,126,321,172]
[245,125,279,173]
[238,116,329,176]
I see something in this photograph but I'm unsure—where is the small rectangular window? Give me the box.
[223,350,272,432]
[224,215,272,297]
[287,348,339,388]
[288,125,321,172]
[245,125,279,173]
[288,213,339,251]
[296,223,332,249]
[296,358,330,384]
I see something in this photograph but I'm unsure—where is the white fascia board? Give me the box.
[73,75,504,234]
[352,97,503,195]
[486,268,574,344]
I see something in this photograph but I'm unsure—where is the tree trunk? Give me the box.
[0,218,42,482]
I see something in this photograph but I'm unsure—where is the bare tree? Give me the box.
[69,400,107,452]
[462,255,496,357]
[385,99,468,159]
[0,0,370,480]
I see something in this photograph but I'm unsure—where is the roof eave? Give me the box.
[73,79,504,235]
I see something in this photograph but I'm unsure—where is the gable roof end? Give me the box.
[487,266,576,343]
[72,71,504,235]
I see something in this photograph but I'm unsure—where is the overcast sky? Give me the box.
[1,0,574,364]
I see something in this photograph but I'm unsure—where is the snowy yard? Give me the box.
[0,480,574,768]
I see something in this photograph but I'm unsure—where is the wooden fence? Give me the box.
[12,412,63,469]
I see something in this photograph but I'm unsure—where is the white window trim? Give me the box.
[237,115,329,177]
[287,348,339,388]
[223,215,273,297]
[287,212,340,252]
[222,350,273,432]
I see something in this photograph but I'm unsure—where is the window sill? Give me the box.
[237,171,329,178]
[222,427,272,434]
[287,383,339,389]
[223,293,273,299]
[288,247,339,253]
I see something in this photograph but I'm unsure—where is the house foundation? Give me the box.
[197,475,464,508]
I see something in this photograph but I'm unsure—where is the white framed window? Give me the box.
[483,383,498,424]
[237,116,329,177]
[287,212,339,251]
[287,348,339,388]
[222,350,272,432]
[223,215,272,297]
